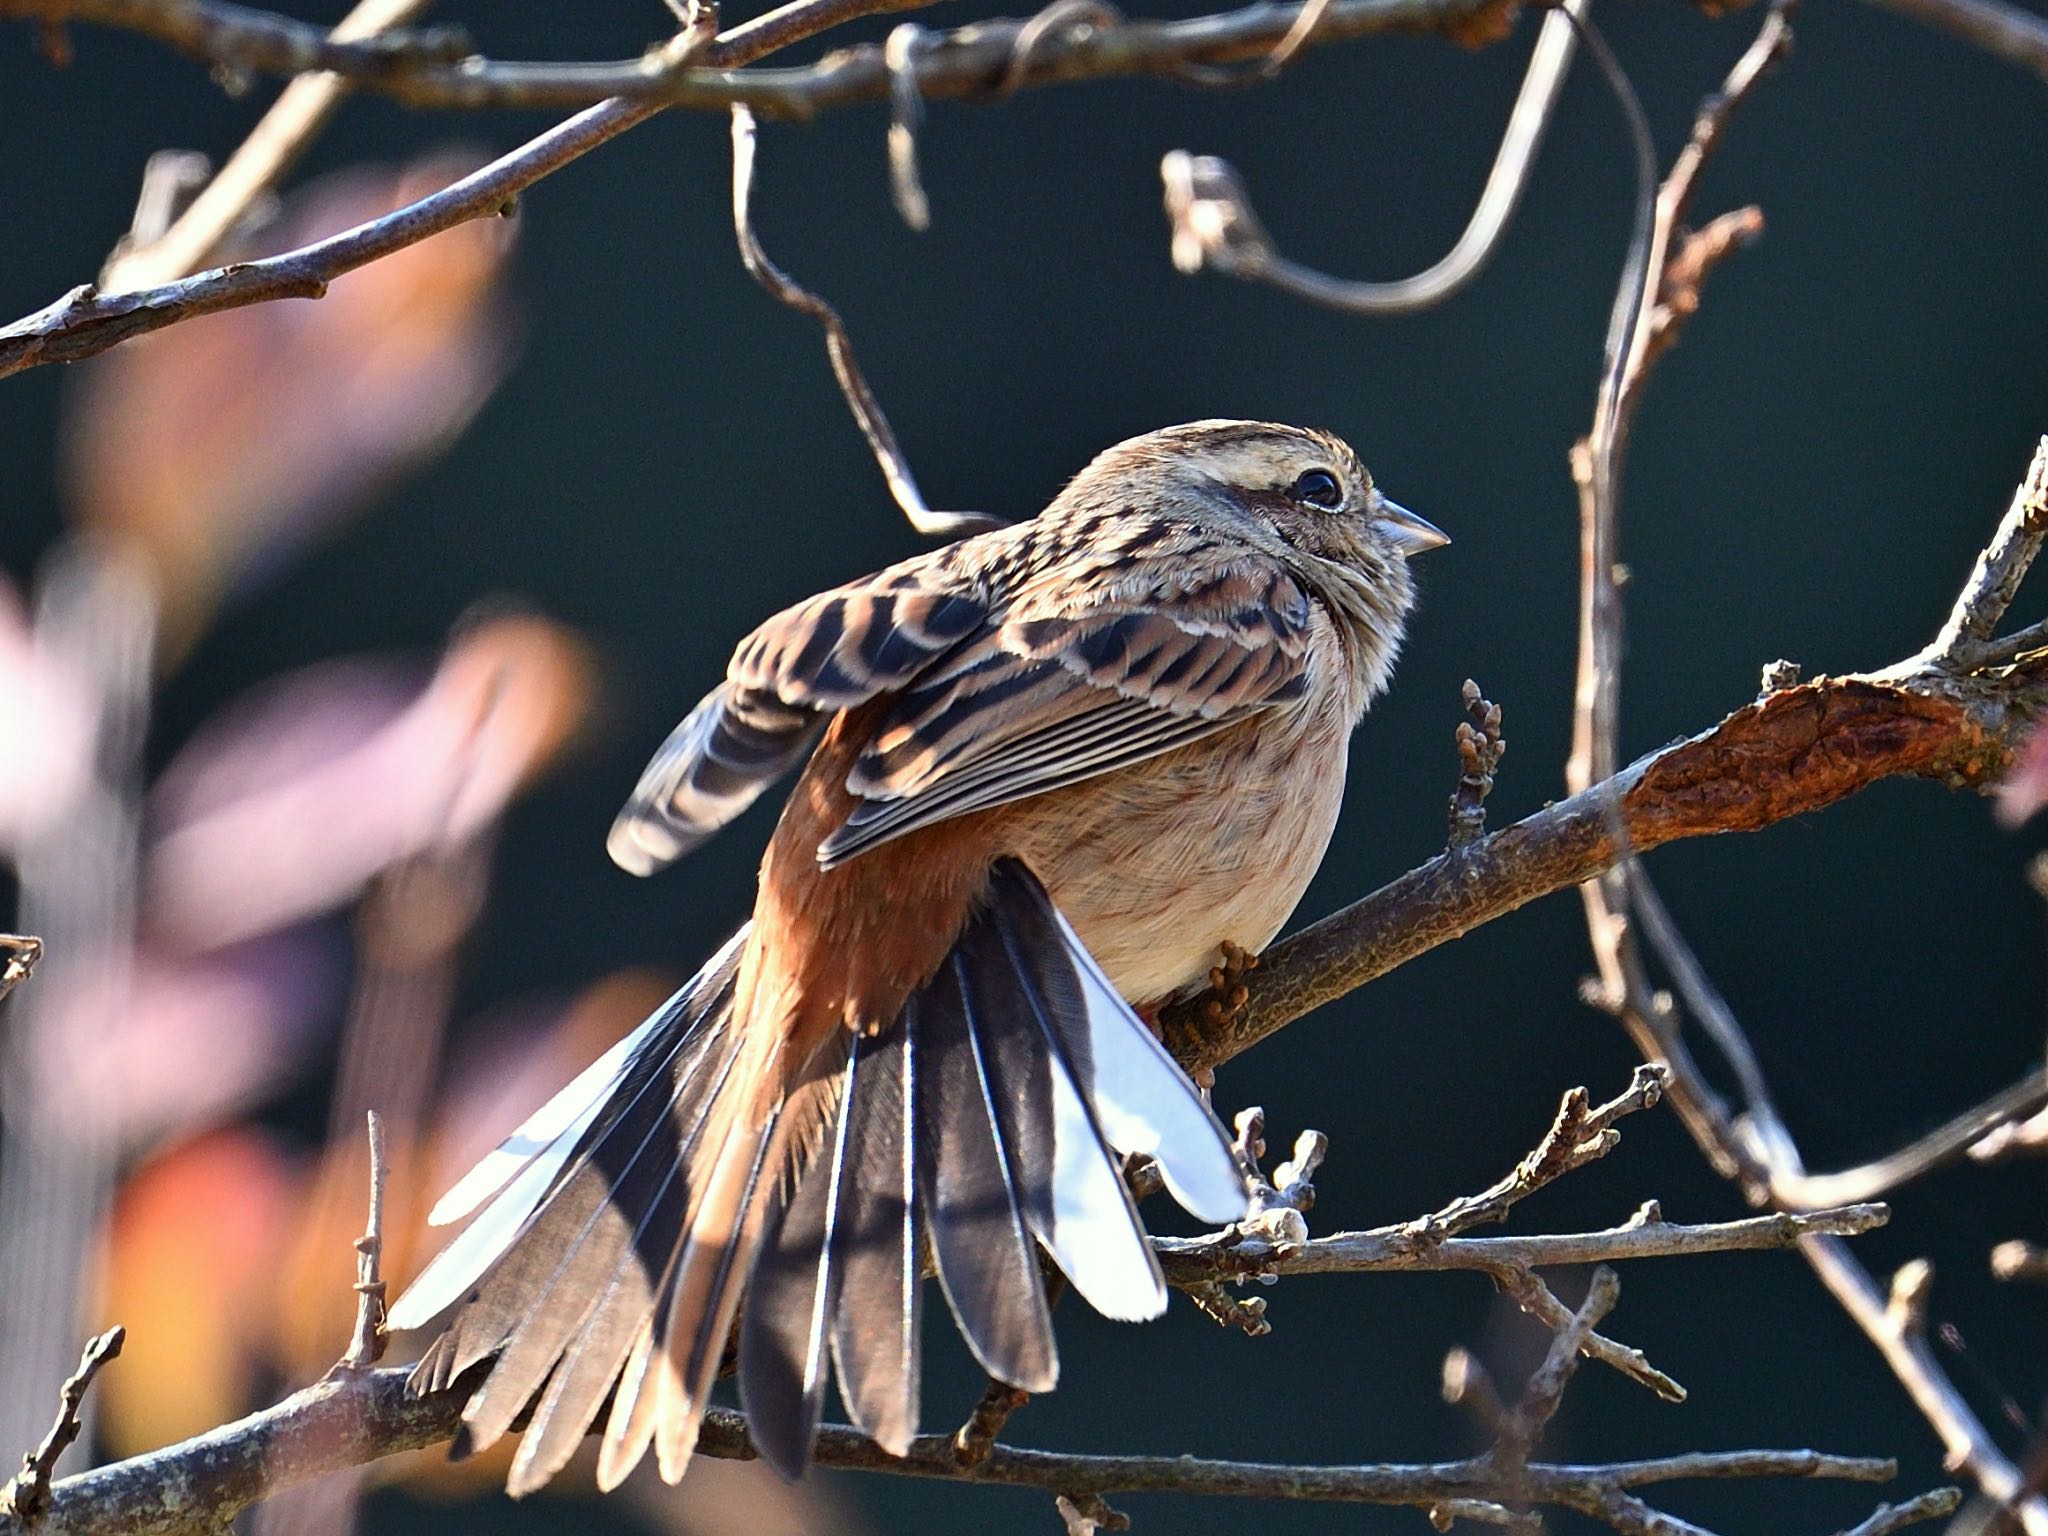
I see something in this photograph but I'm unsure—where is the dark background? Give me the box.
[6,1,2048,1531]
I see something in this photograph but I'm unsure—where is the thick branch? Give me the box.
[0,1363,1898,1536]
[1161,660,2042,1072]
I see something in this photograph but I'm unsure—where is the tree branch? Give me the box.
[1160,655,2048,1073]
[1156,1202,1891,1285]
[0,0,1515,383]
[97,0,440,291]
[0,1361,1904,1536]
[2,0,1516,114]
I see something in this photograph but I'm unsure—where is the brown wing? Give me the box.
[606,566,987,875]
[816,556,1317,865]
[608,531,1317,877]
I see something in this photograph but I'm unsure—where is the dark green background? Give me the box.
[6,1,2048,1530]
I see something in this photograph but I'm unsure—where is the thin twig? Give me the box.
[1158,1202,1891,1283]
[1407,1068,1667,1242]
[0,97,657,380]
[0,1328,125,1524]
[98,0,441,291]
[0,0,948,381]
[1769,1069,2048,1210]
[334,1111,389,1373]
[1925,437,2048,667]
[1447,678,1505,849]
[0,937,42,1006]
[1837,1486,1965,1536]
[1805,1239,2048,1531]
[729,105,1001,539]
[1161,3,1577,314]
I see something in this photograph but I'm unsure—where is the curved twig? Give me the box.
[1161,3,1578,313]
[730,106,1002,539]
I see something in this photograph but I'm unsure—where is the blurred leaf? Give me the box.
[20,931,341,1156]
[61,154,520,663]
[0,574,98,852]
[1997,720,2048,828]
[144,614,593,951]
[98,1129,299,1455]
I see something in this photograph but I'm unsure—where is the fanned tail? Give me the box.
[734,857,1247,1478]
[397,860,1249,1492]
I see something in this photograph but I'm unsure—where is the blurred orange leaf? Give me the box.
[98,1130,299,1455]
[62,154,519,662]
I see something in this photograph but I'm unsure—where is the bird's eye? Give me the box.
[1290,468,1343,509]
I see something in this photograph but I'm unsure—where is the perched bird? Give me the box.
[387,419,1445,1494]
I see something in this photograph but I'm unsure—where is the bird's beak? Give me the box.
[1371,496,1450,556]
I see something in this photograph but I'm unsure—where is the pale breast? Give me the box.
[1006,617,1366,1005]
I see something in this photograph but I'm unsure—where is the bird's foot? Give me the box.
[1199,940,1259,1028]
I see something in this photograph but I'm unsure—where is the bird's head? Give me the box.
[1069,419,1447,681]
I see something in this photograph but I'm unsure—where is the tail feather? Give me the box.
[653,1086,789,1482]
[1041,897,1248,1224]
[984,901,1165,1321]
[505,1147,691,1494]
[826,1023,922,1456]
[739,1041,859,1479]
[915,963,1058,1393]
[389,931,747,1339]
[457,1012,747,1465]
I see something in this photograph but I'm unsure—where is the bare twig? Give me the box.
[0,0,950,380]
[1770,1068,2048,1210]
[1159,1201,1891,1284]
[1508,1266,1617,1449]
[1990,1242,2048,1284]
[1,0,1515,115]
[1407,1068,1665,1242]
[1447,679,1505,849]
[883,22,933,230]
[0,1361,1902,1536]
[0,97,655,380]
[730,105,1001,539]
[1837,1486,1965,1536]
[98,0,441,291]
[1161,2,1578,313]
[0,937,41,1006]
[1806,1240,2048,1530]
[1923,437,2048,667]
[334,1111,389,1373]
[1853,0,2048,80]
[0,1328,125,1525]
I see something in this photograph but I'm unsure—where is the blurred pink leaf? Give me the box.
[145,615,591,950]
[0,575,98,851]
[1996,720,2048,827]
[61,154,520,661]
[23,932,341,1155]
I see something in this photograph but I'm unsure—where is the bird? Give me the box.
[386,419,1446,1495]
